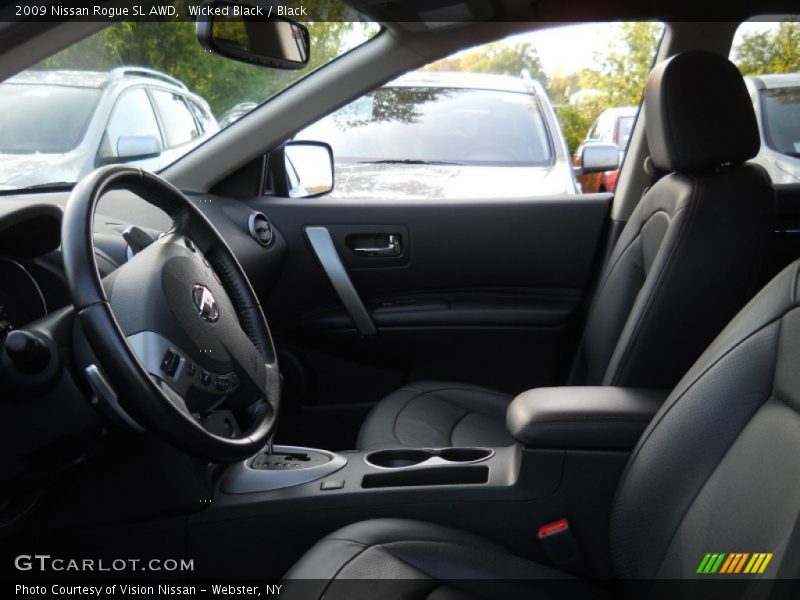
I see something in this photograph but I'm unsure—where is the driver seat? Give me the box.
[357,51,773,451]
[283,254,800,597]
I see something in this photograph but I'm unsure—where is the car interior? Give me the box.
[2,1,800,598]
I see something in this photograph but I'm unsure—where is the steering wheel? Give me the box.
[62,165,280,462]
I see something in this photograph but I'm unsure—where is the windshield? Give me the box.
[0,14,379,191]
[761,87,800,157]
[297,87,553,166]
[0,84,101,154]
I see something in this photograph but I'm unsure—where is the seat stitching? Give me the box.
[320,544,372,597]
[611,317,784,579]
[617,262,800,497]
[584,205,675,318]
[608,197,692,385]
[446,410,474,446]
[391,389,437,445]
[393,388,509,446]
[616,314,783,488]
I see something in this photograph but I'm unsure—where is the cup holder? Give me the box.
[366,449,433,468]
[438,447,493,462]
[365,447,494,469]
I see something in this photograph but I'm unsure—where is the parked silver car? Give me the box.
[0,68,219,190]
[745,73,800,184]
[297,71,585,199]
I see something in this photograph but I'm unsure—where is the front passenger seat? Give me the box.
[287,257,800,597]
[358,51,774,451]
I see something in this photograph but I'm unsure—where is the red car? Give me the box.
[575,105,637,192]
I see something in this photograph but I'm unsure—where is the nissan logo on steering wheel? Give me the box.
[192,284,220,323]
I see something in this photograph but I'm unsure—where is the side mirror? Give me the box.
[268,141,334,198]
[574,142,620,176]
[116,135,162,161]
[196,0,310,69]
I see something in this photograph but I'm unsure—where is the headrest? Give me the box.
[644,51,760,174]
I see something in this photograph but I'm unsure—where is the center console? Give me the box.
[220,444,514,494]
[193,386,669,579]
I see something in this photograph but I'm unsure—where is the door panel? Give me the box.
[249,194,612,449]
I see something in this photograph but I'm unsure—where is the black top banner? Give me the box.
[0,0,798,24]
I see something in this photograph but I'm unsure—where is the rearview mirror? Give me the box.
[575,142,620,176]
[196,0,310,69]
[116,135,162,161]
[268,141,334,198]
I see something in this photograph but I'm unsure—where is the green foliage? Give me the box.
[38,0,377,118]
[734,21,800,75]
[423,41,548,88]
[581,22,663,107]
[553,23,661,155]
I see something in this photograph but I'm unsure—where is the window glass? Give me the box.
[730,18,800,184]
[0,8,379,192]
[617,116,635,147]
[761,88,800,157]
[299,86,552,166]
[0,83,100,153]
[151,90,200,148]
[187,98,216,135]
[104,88,161,156]
[298,22,663,197]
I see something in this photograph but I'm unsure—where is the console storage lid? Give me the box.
[507,386,668,450]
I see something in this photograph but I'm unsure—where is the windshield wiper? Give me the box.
[0,181,75,195]
[358,159,463,166]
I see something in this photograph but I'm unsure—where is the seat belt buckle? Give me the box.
[537,518,586,574]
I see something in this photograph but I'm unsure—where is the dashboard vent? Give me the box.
[248,212,273,247]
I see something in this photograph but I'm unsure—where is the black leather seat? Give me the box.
[286,254,800,597]
[358,51,774,451]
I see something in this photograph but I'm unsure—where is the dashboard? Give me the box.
[0,189,286,350]
[0,187,286,489]
[0,259,48,343]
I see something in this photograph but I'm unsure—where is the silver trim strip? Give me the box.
[221,445,347,494]
[85,364,145,432]
[304,226,376,335]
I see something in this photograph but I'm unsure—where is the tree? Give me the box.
[734,21,800,75]
[38,0,374,117]
[555,95,607,156]
[555,22,661,155]
[582,22,663,107]
[424,41,548,88]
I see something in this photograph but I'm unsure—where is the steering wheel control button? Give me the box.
[215,376,230,392]
[229,373,239,388]
[320,480,345,491]
[200,371,212,386]
[160,350,181,377]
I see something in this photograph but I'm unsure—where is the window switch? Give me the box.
[160,351,180,377]
[320,480,344,490]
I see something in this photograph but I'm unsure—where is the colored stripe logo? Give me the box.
[696,553,773,574]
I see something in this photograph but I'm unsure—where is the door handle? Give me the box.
[352,234,402,257]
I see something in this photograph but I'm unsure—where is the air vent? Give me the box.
[248,212,273,247]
